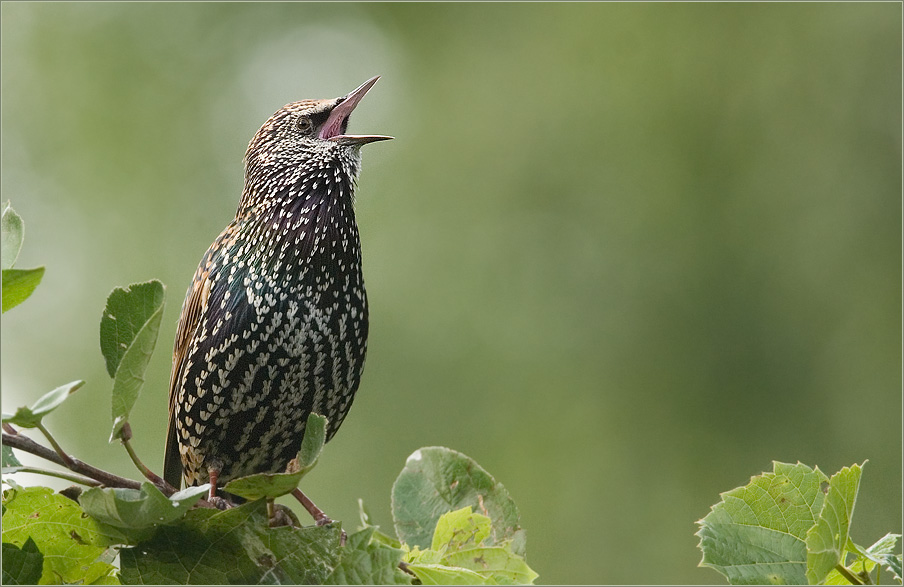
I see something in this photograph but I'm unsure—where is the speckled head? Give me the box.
[240,76,392,212]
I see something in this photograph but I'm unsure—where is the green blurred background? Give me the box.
[2,3,901,584]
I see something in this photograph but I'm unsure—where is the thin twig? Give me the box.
[120,423,176,495]
[2,431,142,490]
[5,465,101,487]
[35,422,75,467]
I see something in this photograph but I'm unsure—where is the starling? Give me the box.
[163,77,391,502]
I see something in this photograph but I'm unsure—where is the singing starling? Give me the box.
[163,77,391,500]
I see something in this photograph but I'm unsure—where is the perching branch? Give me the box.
[2,430,142,491]
[2,429,222,509]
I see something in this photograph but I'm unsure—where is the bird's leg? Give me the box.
[291,487,332,525]
[206,465,229,510]
[292,488,346,542]
[208,467,219,500]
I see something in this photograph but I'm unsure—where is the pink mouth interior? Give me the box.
[318,103,348,140]
[318,77,379,140]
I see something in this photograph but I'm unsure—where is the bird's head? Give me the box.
[241,76,392,205]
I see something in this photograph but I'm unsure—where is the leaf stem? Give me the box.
[835,563,865,585]
[2,431,142,490]
[5,465,101,487]
[119,422,176,495]
[35,421,74,467]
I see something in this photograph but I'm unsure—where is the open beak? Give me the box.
[320,76,394,146]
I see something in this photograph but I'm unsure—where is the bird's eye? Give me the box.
[296,116,314,135]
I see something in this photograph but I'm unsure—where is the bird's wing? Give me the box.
[163,254,215,489]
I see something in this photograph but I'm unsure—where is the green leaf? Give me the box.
[99,281,164,377]
[2,267,45,313]
[99,281,165,441]
[1,486,123,584]
[0,203,40,313]
[358,498,401,548]
[118,500,344,585]
[1,201,24,270]
[403,507,538,585]
[2,537,44,585]
[392,447,526,556]
[865,532,901,557]
[805,462,865,584]
[119,505,268,585]
[864,533,903,581]
[828,534,904,584]
[2,444,22,468]
[445,546,540,585]
[324,527,411,585]
[224,413,327,500]
[403,545,444,565]
[405,563,488,585]
[298,412,327,469]
[222,467,307,502]
[696,461,830,585]
[1,380,84,428]
[2,476,22,492]
[890,555,904,583]
[257,523,345,585]
[432,506,492,553]
[79,483,208,537]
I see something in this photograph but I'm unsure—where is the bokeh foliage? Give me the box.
[1,3,900,583]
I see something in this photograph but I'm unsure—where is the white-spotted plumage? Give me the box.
[164,80,390,491]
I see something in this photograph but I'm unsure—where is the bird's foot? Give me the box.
[268,503,301,528]
[208,495,231,510]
